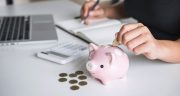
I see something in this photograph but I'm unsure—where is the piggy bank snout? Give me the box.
[86,61,97,72]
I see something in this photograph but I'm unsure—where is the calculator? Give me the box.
[37,42,88,64]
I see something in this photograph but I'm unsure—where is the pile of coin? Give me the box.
[58,70,88,91]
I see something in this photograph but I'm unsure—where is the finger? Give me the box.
[80,7,84,18]
[122,26,146,45]
[80,0,94,18]
[95,5,100,10]
[133,42,156,60]
[117,23,144,44]
[83,1,96,17]
[115,26,122,43]
[116,31,121,43]
[133,42,149,55]
[126,34,147,51]
[118,23,144,43]
[89,7,104,17]
[144,52,156,60]
[115,32,118,38]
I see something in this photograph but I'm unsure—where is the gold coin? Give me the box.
[69,73,77,78]
[59,73,67,77]
[78,75,87,80]
[70,85,79,91]
[58,78,67,82]
[75,71,84,75]
[112,39,120,46]
[78,81,88,86]
[69,79,78,84]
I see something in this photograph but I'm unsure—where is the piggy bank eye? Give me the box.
[100,65,104,68]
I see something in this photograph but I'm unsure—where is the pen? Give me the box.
[74,16,81,19]
[81,0,100,23]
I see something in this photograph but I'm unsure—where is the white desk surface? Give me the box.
[0,0,180,96]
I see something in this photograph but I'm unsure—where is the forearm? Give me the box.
[103,2,127,19]
[157,39,180,63]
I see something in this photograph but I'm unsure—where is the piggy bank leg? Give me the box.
[100,79,111,85]
[95,78,110,85]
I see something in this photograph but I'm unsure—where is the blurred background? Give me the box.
[0,0,121,6]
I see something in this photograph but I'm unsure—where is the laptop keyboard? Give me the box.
[0,16,30,42]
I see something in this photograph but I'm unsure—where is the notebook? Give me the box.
[56,18,121,45]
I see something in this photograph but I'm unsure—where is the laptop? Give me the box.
[0,14,58,46]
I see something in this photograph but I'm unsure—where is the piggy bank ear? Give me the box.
[89,43,98,52]
[89,43,98,60]
[106,53,115,65]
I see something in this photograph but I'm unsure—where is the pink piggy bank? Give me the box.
[86,43,129,85]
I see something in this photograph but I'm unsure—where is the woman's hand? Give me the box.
[80,0,106,24]
[116,23,161,60]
